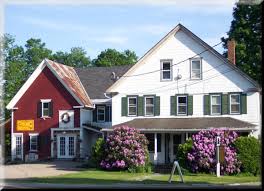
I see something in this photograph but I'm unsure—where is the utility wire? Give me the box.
[121,41,222,78]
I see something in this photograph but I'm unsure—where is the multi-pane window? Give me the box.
[230,94,240,114]
[145,133,161,152]
[211,95,221,115]
[145,97,154,116]
[128,97,137,116]
[30,135,38,151]
[161,60,172,81]
[15,136,22,156]
[177,96,187,115]
[191,59,202,79]
[97,106,105,122]
[41,100,51,117]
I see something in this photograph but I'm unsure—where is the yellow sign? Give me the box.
[17,120,34,131]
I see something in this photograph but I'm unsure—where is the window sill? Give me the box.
[229,113,241,115]
[41,116,51,119]
[160,79,172,82]
[29,150,38,152]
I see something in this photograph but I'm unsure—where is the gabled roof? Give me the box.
[75,65,133,99]
[106,23,260,93]
[104,117,257,132]
[6,59,93,109]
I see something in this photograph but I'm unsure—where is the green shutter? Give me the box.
[138,96,144,116]
[221,94,228,115]
[187,95,193,115]
[241,93,247,114]
[170,96,176,115]
[121,97,127,116]
[155,96,160,116]
[204,95,210,115]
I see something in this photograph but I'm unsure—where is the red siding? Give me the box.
[13,66,81,159]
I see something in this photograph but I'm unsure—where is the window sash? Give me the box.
[41,101,51,117]
[145,97,154,116]
[177,96,187,115]
[161,61,172,80]
[230,94,241,114]
[97,106,105,122]
[128,97,137,116]
[30,135,38,151]
[191,59,201,79]
[211,95,221,115]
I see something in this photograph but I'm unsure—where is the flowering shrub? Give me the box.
[187,129,241,175]
[100,126,150,171]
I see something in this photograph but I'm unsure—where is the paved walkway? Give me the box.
[0,160,86,180]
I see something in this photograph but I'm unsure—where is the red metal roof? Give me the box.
[46,59,93,107]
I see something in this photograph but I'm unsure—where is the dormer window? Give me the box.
[161,60,172,81]
[190,58,202,80]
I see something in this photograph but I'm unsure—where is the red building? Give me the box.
[6,59,94,161]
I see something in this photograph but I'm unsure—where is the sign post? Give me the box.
[216,136,220,177]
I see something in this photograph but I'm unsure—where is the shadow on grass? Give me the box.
[4,177,211,185]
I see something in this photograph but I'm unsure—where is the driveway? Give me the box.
[0,160,86,180]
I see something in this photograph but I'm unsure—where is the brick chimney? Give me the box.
[227,39,236,65]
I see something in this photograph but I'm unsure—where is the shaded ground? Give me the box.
[0,160,86,179]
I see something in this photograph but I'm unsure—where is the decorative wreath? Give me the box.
[61,112,70,123]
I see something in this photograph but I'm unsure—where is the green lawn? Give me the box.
[5,169,261,185]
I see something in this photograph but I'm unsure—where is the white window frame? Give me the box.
[41,99,51,118]
[144,96,155,116]
[13,133,23,160]
[161,60,172,81]
[210,95,221,115]
[29,133,39,152]
[190,58,202,80]
[97,106,105,122]
[230,94,241,114]
[128,97,137,116]
[106,105,112,122]
[177,96,188,115]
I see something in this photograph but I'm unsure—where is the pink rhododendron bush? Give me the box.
[187,129,241,175]
[100,126,150,172]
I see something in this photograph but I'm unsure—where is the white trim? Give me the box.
[29,134,38,152]
[91,99,111,104]
[154,133,157,164]
[177,96,187,116]
[190,58,202,80]
[144,96,155,116]
[11,110,14,160]
[97,106,105,123]
[73,105,84,108]
[41,99,51,118]
[40,99,51,102]
[210,94,221,115]
[6,60,46,109]
[229,94,241,114]
[160,60,172,81]
[13,133,24,160]
[128,96,137,117]
[102,127,256,132]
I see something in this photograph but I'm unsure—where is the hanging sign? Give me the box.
[219,145,225,164]
[17,120,34,131]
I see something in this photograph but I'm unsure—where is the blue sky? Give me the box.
[5,3,235,59]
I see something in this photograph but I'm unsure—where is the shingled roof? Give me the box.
[104,117,257,132]
[75,65,133,99]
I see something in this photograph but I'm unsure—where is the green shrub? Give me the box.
[90,138,105,168]
[233,136,261,176]
[176,138,193,171]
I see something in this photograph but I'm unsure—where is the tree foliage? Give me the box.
[221,3,262,84]
[233,136,261,175]
[92,49,137,67]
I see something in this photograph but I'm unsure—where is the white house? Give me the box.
[7,24,261,163]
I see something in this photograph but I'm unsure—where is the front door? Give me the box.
[57,134,76,158]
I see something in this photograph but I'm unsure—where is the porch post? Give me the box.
[154,133,157,164]
[170,134,173,163]
[185,133,188,141]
